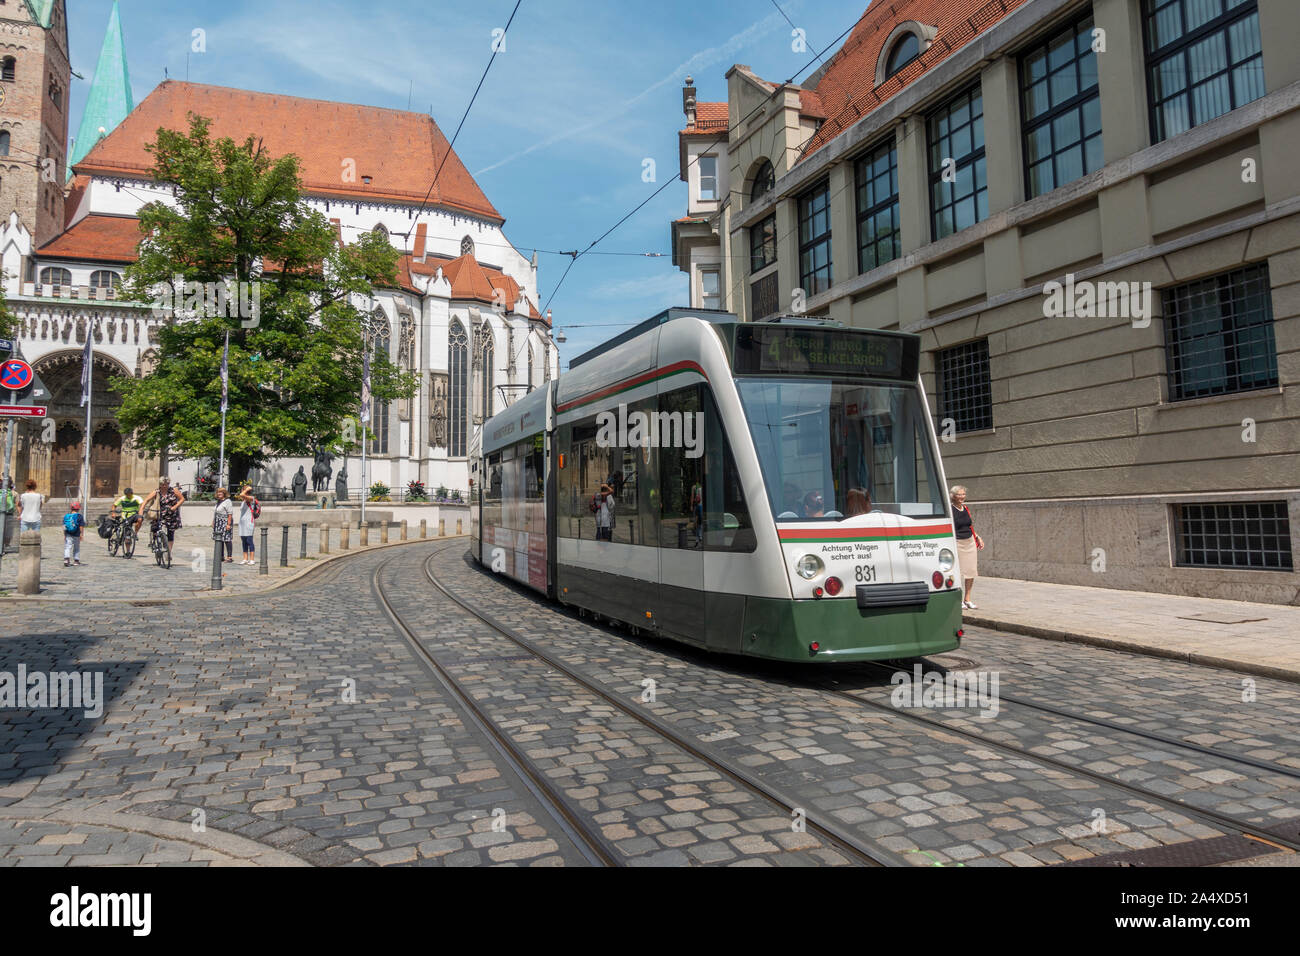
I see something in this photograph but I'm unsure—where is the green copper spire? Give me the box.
[68,1,134,177]
[24,1,55,29]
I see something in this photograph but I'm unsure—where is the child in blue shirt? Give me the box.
[62,501,85,567]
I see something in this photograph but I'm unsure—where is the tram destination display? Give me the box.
[733,325,919,380]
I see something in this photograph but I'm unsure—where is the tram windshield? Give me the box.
[737,378,946,521]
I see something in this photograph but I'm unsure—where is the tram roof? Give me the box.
[567,306,737,369]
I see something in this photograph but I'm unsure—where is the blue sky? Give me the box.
[66,0,866,366]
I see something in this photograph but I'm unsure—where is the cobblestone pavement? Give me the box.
[3,539,1296,867]
[430,547,1300,867]
[0,519,436,600]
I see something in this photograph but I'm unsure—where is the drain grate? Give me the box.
[1057,834,1281,867]
[130,600,172,607]
[929,654,979,671]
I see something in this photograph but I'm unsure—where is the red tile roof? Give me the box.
[681,101,728,135]
[798,0,1029,161]
[74,81,503,222]
[38,214,143,263]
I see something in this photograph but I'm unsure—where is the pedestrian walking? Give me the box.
[212,487,234,562]
[62,501,85,567]
[236,483,259,564]
[1,477,15,553]
[17,478,44,531]
[950,485,985,609]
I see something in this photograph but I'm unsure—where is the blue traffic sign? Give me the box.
[0,359,33,391]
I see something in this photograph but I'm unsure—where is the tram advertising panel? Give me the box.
[733,325,919,381]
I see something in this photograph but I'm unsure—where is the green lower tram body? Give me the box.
[555,565,963,662]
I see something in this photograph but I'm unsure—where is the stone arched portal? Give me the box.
[14,349,145,500]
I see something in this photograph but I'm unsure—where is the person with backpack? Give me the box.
[62,501,85,567]
[237,483,260,564]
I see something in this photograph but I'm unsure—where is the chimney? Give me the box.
[413,222,427,263]
[682,75,696,126]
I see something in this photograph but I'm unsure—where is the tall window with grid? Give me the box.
[369,316,391,455]
[1174,501,1293,570]
[448,319,468,457]
[1144,0,1264,143]
[1162,262,1276,400]
[854,138,900,273]
[750,214,776,273]
[1021,13,1102,198]
[928,86,987,240]
[937,339,993,433]
[798,181,832,296]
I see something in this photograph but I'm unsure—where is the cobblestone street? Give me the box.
[2,541,1297,867]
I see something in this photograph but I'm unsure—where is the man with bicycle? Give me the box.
[108,487,144,557]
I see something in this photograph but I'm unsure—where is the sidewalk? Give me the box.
[965,576,1300,684]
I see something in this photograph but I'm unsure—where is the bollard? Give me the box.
[280,525,289,567]
[300,523,307,559]
[456,519,462,536]
[380,521,389,544]
[319,523,329,554]
[360,523,369,547]
[420,519,427,539]
[340,524,350,550]
[211,538,223,590]
[16,530,40,595]
[438,519,445,537]
[259,527,269,575]
[400,520,408,541]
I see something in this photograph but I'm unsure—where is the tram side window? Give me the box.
[558,421,595,540]
[658,386,703,550]
[484,452,503,531]
[701,389,756,552]
[525,434,544,500]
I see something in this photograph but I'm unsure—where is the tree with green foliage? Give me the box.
[113,113,416,486]
[0,271,17,339]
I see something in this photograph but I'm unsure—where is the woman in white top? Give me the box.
[212,487,235,562]
[237,484,257,564]
[16,478,44,531]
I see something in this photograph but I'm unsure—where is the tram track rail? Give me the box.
[815,669,1300,858]
[412,546,900,868]
[855,658,1300,782]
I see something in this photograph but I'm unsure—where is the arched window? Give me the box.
[448,319,468,457]
[372,223,388,243]
[460,235,474,257]
[0,131,9,157]
[750,160,775,202]
[368,311,390,455]
[40,267,71,288]
[90,270,121,291]
[475,323,495,423]
[884,34,920,78]
[1,58,14,83]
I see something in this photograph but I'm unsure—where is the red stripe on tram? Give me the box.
[777,524,954,541]
[556,360,707,414]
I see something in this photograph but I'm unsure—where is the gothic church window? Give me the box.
[448,319,468,457]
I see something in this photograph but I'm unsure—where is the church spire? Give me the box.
[68,0,133,176]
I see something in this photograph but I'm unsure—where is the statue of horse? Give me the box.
[310,448,334,492]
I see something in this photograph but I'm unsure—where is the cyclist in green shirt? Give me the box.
[112,488,143,527]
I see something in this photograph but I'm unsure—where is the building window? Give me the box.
[368,314,391,455]
[750,160,775,202]
[698,155,718,201]
[0,131,8,156]
[1174,501,1292,570]
[1021,13,1102,198]
[476,323,494,423]
[89,270,121,291]
[39,267,71,288]
[751,271,779,321]
[928,86,986,240]
[1144,0,1264,142]
[448,319,468,457]
[1163,262,1276,401]
[1,58,13,83]
[700,269,721,310]
[797,180,832,296]
[884,33,921,78]
[750,214,776,273]
[854,138,900,273]
[937,339,993,433]
[371,223,388,243]
[460,235,474,256]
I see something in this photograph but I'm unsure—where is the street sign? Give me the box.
[0,359,33,392]
[0,338,13,355]
[0,405,46,417]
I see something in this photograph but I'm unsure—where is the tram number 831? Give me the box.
[853,565,877,583]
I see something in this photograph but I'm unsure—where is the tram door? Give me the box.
[655,386,705,644]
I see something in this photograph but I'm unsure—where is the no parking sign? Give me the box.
[0,359,32,392]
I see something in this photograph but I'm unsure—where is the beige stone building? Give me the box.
[677,0,1299,603]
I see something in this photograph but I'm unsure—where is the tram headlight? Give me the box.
[938,548,955,571]
[795,554,824,580]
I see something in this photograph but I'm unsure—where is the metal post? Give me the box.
[300,523,307,559]
[81,333,93,509]
[210,537,223,589]
[259,527,268,574]
[280,524,289,566]
[217,330,229,493]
